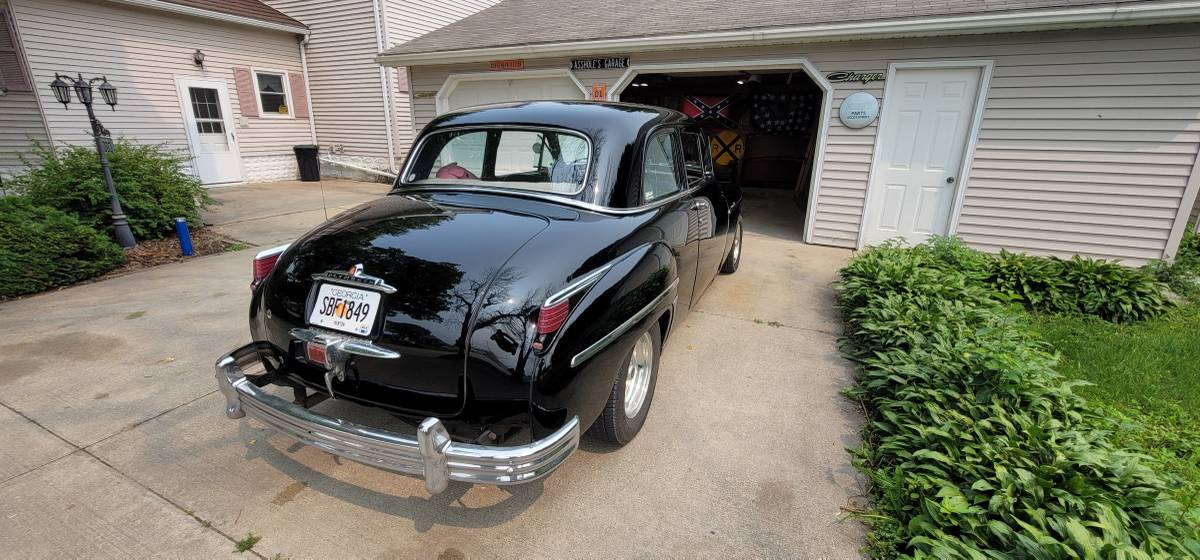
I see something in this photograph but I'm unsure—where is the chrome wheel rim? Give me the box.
[732,224,742,262]
[623,332,653,418]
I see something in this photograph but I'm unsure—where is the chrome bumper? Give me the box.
[215,344,579,495]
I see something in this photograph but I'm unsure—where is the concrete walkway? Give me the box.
[0,183,864,559]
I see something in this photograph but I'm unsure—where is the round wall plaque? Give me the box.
[838,91,880,129]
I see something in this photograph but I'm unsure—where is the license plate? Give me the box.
[308,284,381,336]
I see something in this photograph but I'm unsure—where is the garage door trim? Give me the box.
[609,58,833,245]
[436,69,590,115]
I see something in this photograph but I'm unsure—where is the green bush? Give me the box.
[905,237,1172,322]
[0,197,124,297]
[11,140,211,239]
[838,240,1200,559]
[1148,226,1200,302]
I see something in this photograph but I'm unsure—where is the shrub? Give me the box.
[0,197,124,297]
[1148,226,1200,302]
[12,140,211,239]
[903,237,1172,322]
[838,242,1200,559]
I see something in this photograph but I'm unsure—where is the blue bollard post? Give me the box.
[174,217,195,256]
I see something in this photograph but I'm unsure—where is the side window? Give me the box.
[680,132,705,186]
[642,130,682,203]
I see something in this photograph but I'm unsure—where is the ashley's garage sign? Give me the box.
[571,57,629,71]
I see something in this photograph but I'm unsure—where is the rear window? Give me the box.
[403,128,590,195]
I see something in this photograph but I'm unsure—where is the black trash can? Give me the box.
[293,145,320,182]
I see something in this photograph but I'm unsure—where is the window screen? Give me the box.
[255,72,289,115]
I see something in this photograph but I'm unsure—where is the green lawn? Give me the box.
[1032,303,1200,517]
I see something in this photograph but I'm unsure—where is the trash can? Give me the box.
[293,145,320,182]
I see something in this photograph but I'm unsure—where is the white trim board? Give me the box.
[103,0,307,34]
[856,59,994,249]
[377,2,1200,66]
[1165,144,1200,260]
[609,58,832,245]
[434,69,589,115]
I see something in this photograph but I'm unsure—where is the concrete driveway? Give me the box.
[0,183,864,559]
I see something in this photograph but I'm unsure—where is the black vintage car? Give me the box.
[216,101,743,494]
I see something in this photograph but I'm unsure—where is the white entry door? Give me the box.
[177,78,242,185]
[861,65,986,246]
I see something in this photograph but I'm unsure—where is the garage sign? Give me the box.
[571,57,629,70]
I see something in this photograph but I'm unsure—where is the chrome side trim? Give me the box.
[544,262,614,307]
[570,278,679,368]
[215,344,580,495]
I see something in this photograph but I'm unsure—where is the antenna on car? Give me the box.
[319,170,329,221]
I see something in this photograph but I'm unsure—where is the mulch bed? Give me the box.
[99,227,247,279]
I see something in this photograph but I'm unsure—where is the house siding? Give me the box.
[405,24,1200,264]
[0,0,48,178]
[10,0,312,182]
[383,0,499,157]
[266,0,392,169]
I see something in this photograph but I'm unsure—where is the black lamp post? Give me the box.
[50,73,136,249]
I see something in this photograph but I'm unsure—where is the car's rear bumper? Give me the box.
[215,343,579,495]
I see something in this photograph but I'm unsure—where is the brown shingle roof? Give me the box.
[156,0,306,29]
[381,0,1156,58]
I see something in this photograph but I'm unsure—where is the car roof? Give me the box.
[424,100,692,139]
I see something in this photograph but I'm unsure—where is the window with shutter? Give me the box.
[0,9,31,92]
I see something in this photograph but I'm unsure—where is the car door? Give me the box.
[680,128,728,302]
[640,128,700,312]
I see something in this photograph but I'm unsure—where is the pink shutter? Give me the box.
[288,72,309,118]
[0,9,32,92]
[395,66,409,93]
[233,67,259,117]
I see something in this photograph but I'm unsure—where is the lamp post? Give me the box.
[49,73,136,249]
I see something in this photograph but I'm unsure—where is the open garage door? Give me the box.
[440,73,587,113]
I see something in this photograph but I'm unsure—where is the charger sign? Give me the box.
[838,91,880,129]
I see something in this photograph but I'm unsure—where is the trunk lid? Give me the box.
[261,193,548,415]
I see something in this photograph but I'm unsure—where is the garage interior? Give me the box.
[619,69,824,239]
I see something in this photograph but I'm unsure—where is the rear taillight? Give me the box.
[532,299,570,351]
[251,244,289,290]
[536,300,570,335]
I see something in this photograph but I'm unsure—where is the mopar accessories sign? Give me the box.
[571,57,629,71]
[839,91,880,129]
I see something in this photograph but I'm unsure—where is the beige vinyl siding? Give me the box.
[383,0,499,156]
[266,0,390,161]
[0,90,46,175]
[0,0,48,176]
[405,23,1199,264]
[9,0,309,163]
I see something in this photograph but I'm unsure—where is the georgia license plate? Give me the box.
[308,284,381,336]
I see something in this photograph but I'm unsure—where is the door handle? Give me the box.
[946,176,955,184]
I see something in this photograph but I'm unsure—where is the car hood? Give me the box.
[257,193,550,416]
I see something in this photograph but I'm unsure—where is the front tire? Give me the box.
[720,220,743,274]
[587,326,661,445]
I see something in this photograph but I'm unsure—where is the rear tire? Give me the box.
[720,220,743,274]
[587,326,661,445]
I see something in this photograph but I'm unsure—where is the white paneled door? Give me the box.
[861,65,985,246]
[177,78,242,185]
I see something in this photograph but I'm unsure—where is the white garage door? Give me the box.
[444,76,586,112]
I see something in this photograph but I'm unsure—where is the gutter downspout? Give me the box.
[371,0,398,173]
[299,31,318,145]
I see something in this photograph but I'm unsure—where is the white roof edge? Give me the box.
[377,1,1200,66]
[104,0,308,34]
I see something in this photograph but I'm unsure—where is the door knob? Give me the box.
[946,177,955,184]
